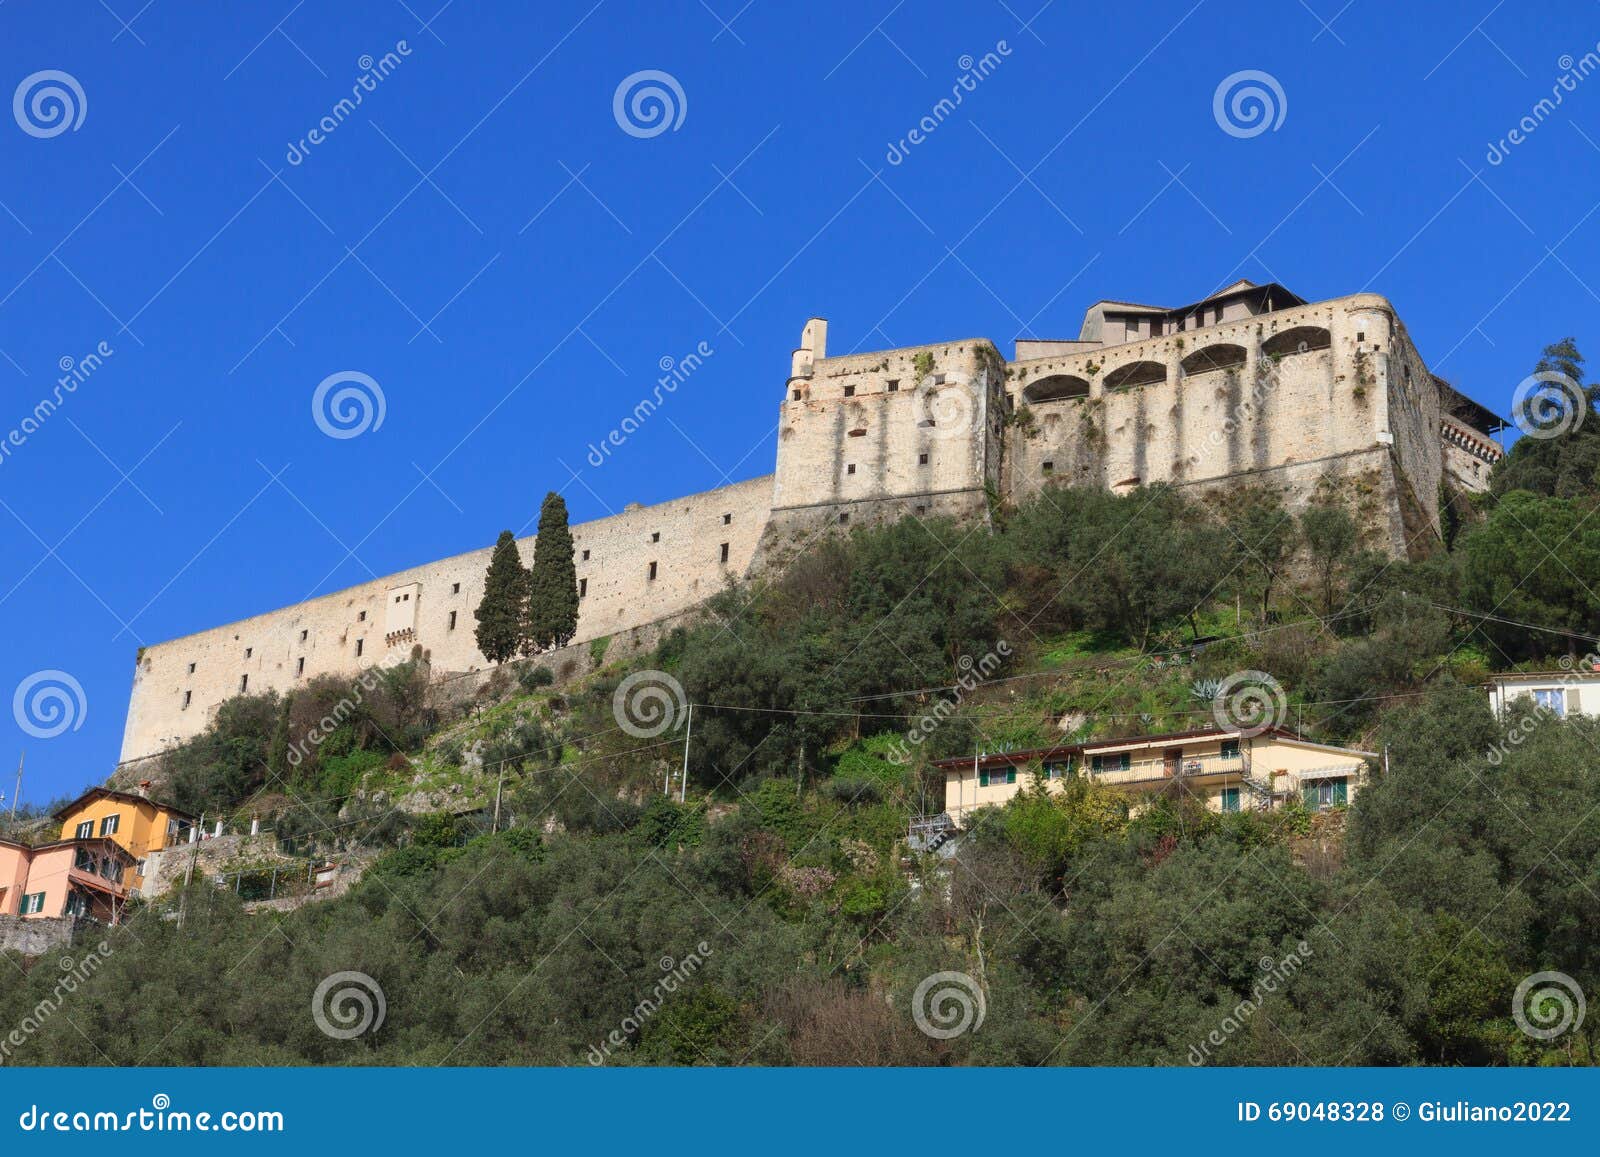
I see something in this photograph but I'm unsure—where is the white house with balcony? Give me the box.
[930,725,1377,826]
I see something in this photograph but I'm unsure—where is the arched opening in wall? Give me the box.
[1180,343,1246,377]
[1102,360,1166,392]
[1022,374,1091,403]
[1262,326,1332,358]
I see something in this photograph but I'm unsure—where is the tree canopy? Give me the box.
[474,530,529,664]
[527,492,580,651]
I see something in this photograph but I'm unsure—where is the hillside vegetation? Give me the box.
[5,340,1600,1067]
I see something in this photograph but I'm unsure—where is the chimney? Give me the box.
[137,780,152,798]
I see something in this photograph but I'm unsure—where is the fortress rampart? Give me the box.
[119,281,1504,766]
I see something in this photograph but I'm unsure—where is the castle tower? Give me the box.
[766,320,1007,549]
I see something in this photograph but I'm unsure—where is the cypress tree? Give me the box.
[527,492,580,650]
[474,530,528,664]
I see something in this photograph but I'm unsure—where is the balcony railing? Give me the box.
[1087,751,1246,782]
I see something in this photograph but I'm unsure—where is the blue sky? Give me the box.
[1,0,1596,804]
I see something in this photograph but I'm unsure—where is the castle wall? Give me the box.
[120,476,773,764]
[1441,416,1500,493]
[1001,294,1459,556]
[773,338,1006,520]
[120,290,1501,770]
[1378,310,1445,538]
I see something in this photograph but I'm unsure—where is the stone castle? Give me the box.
[118,280,1505,766]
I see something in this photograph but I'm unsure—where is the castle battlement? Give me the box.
[118,280,1503,768]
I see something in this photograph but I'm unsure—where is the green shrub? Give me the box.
[518,664,555,693]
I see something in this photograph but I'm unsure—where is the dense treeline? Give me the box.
[3,690,1595,1065]
[7,339,1599,1066]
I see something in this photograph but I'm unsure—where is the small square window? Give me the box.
[837,512,849,525]
[300,629,308,642]
[1357,331,1365,342]
[887,379,899,392]
[187,662,196,674]
[582,549,591,561]
[358,611,367,622]
[846,464,856,475]
[722,513,731,525]
[452,582,461,594]
[100,813,120,836]
[1042,461,1054,474]
[918,453,929,465]
[651,531,660,543]
[914,504,927,515]
[244,647,252,659]
[843,385,855,397]
[75,821,93,840]
[791,389,801,401]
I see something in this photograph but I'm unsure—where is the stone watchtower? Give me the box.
[761,317,1010,555]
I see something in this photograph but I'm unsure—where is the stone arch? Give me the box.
[1180,343,1246,376]
[1102,360,1166,392]
[1262,325,1332,357]
[1022,373,1091,403]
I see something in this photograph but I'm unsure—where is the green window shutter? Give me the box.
[1119,753,1131,771]
[1332,779,1348,805]
[1303,785,1317,808]
[979,770,990,787]
[1006,769,1017,784]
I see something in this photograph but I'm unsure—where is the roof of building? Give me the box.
[1080,280,1308,328]
[51,786,197,822]
[929,725,1376,771]
[1486,668,1600,682]
[0,835,136,859]
[1434,375,1507,434]
[1083,299,1170,313]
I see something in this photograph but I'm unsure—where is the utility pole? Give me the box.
[177,812,204,933]
[10,751,21,817]
[678,703,693,803]
[492,764,505,834]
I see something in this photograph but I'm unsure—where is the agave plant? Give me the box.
[1189,677,1224,703]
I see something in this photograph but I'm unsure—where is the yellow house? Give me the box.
[53,787,197,894]
[932,726,1376,826]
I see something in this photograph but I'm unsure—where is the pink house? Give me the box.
[0,837,133,923]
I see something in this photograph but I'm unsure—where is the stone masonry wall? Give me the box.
[121,476,773,764]
[120,292,1498,771]
[0,915,95,958]
[1001,293,1453,558]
